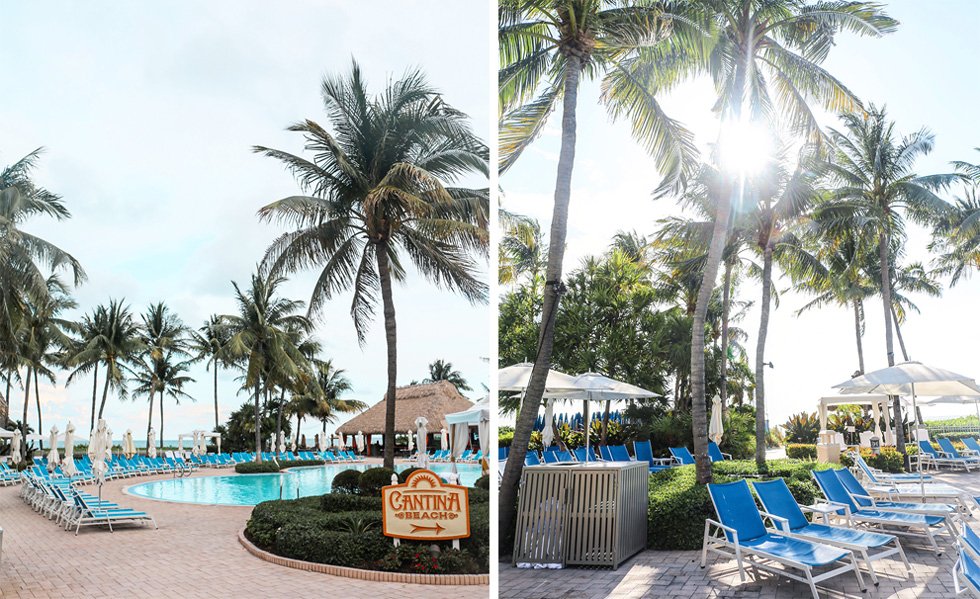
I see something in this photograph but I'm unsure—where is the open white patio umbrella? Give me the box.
[836,361,980,427]
[62,422,77,477]
[709,397,724,444]
[10,429,22,464]
[46,426,61,471]
[355,431,365,454]
[88,419,110,498]
[920,395,980,423]
[123,430,136,459]
[415,417,428,468]
[440,428,448,451]
[562,373,658,463]
[407,429,414,453]
[498,362,581,392]
[147,428,157,458]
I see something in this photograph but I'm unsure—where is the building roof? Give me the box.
[336,380,474,435]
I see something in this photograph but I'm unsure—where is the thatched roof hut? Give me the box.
[337,381,474,436]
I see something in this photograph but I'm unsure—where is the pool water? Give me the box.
[126,463,482,506]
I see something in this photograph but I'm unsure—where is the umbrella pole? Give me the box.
[584,399,589,462]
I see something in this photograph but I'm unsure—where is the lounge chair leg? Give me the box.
[805,568,819,599]
[894,539,912,579]
[851,553,867,592]
[925,526,941,556]
[734,545,746,582]
[860,549,878,586]
[699,522,709,568]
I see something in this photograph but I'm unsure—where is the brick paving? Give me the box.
[0,465,488,598]
[500,470,980,598]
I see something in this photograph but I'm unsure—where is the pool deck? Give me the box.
[0,461,487,598]
[499,469,978,599]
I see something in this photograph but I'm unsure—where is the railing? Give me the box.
[926,425,980,436]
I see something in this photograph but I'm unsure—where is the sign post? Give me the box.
[381,469,470,545]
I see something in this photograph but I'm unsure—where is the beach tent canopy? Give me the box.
[817,394,894,433]
[337,381,472,436]
[445,396,490,426]
[498,362,580,392]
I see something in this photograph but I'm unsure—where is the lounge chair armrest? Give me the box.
[704,518,740,546]
[758,511,791,533]
[721,452,733,459]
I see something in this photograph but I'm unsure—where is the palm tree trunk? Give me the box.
[97,369,111,419]
[853,300,865,374]
[146,393,154,450]
[879,231,905,455]
[90,362,98,432]
[213,363,220,430]
[21,366,32,440]
[34,370,42,451]
[720,260,733,412]
[500,55,582,538]
[376,243,399,470]
[754,244,773,469]
[891,305,910,361]
[600,400,611,445]
[254,381,262,462]
[159,389,164,451]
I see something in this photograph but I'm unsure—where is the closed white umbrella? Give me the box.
[440,428,448,451]
[355,431,365,454]
[315,434,325,453]
[415,418,428,468]
[291,433,298,453]
[709,397,724,444]
[62,422,77,477]
[407,430,414,453]
[47,426,61,471]
[147,428,157,458]
[277,431,286,454]
[836,361,980,427]
[541,399,556,449]
[191,431,202,457]
[88,419,110,488]
[123,430,136,459]
[106,428,113,458]
[10,429,22,464]
[336,434,345,450]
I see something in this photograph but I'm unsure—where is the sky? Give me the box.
[1,0,492,443]
[500,0,980,426]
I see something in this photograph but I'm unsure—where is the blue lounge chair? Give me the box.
[524,451,541,466]
[598,445,614,461]
[812,468,951,555]
[498,446,510,460]
[609,445,634,463]
[953,525,980,596]
[852,453,932,483]
[752,478,910,585]
[633,440,671,472]
[918,440,971,471]
[939,438,980,467]
[573,447,599,462]
[669,446,696,465]
[835,467,958,519]
[708,441,731,462]
[67,489,157,535]
[963,438,980,457]
[701,479,866,599]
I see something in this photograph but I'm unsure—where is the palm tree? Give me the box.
[190,315,232,429]
[423,359,471,392]
[254,62,488,469]
[309,359,363,434]
[139,302,189,446]
[499,216,546,291]
[930,154,980,284]
[817,105,961,454]
[65,306,107,431]
[141,351,195,450]
[498,0,709,533]
[224,272,312,462]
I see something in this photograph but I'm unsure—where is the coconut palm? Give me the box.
[139,302,189,445]
[309,360,363,434]
[423,359,471,392]
[144,351,195,450]
[499,217,546,290]
[254,62,488,468]
[930,154,980,284]
[65,306,107,430]
[223,272,312,462]
[190,315,233,429]
[816,105,961,454]
[498,1,707,523]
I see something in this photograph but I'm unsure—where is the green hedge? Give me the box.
[279,459,325,469]
[332,469,362,494]
[245,486,489,573]
[648,460,831,550]
[785,443,817,460]
[840,447,906,473]
[235,461,280,474]
[475,475,490,490]
[359,467,396,496]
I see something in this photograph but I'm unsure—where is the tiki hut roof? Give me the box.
[337,381,474,435]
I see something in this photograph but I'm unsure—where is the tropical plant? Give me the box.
[190,314,233,430]
[423,359,471,392]
[254,61,488,468]
[782,412,820,444]
[223,272,312,461]
[816,105,961,454]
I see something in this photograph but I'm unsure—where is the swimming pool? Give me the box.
[126,463,482,506]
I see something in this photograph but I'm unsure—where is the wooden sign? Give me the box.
[382,469,470,541]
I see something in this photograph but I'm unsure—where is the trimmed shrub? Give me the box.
[498,426,514,447]
[468,487,490,504]
[274,525,392,567]
[358,467,397,496]
[398,466,424,483]
[840,447,906,473]
[785,444,817,460]
[320,493,383,512]
[235,461,280,474]
[474,475,490,490]
[331,469,362,494]
[278,459,325,469]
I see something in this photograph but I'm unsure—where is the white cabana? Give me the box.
[836,361,980,427]
[0,426,14,439]
[47,426,61,471]
[147,428,157,458]
[446,396,490,464]
[62,422,77,477]
[415,417,429,468]
[818,394,894,441]
[709,397,724,444]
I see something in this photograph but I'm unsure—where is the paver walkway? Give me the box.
[500,469,978,598]
[0,466,487,598]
